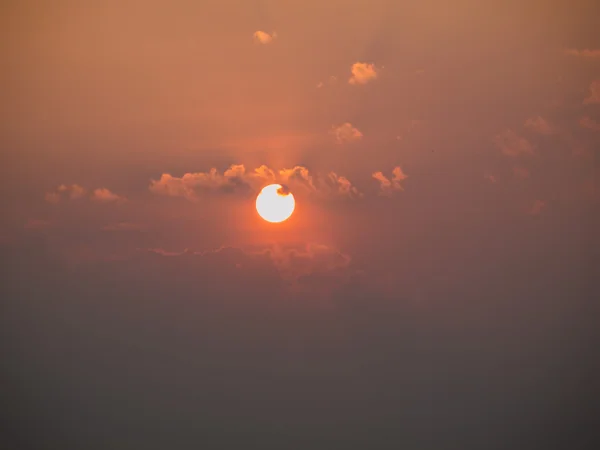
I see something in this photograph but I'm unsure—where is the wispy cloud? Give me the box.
[317,76,337,88]
[564,48,600,59]
[102,222,146,232]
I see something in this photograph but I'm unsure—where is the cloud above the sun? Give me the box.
[149,164,366,201]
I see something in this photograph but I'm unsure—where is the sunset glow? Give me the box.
[2,1,597,447]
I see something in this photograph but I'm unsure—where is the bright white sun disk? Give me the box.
[256,184,295,223]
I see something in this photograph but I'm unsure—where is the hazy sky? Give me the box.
[1,1,599,448]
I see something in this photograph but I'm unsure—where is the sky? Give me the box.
[1,0,599,448]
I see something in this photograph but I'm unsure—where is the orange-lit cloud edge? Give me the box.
[45,164,409,204]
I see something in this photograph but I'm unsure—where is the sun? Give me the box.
[256,184,295,223]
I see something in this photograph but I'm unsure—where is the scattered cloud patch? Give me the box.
[45,184,125,204]
[348,62,378,85]
[48,184,86,201]
[494,129,534,157]
[149,165,262,200]
[512,166,530,179]
[253,30,276,44]
[317,76,337,88]
[530,199,546,215]
[324,172,363,199]
[142,243,355,295]
[250,243,354,293]
[91,188,126,203]
[278,166,316,193]
[582,178,600,203]
[485,174,497,183]
[408,120,423,131]
[44,192,61,204]
[524,116,552,135]
[583,80,600,104]
[564,48,600,58]
[331,122,363,144]
[24,219,52,230]
[372,166,407,196]
[579,116,600,131]
[102,222,146,232]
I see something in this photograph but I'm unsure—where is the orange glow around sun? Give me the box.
[255,184,295,223]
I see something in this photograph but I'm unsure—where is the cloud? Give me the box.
[530,199,546,215]
[582,178,600,203]
[512,166,530,179]
[331,122,363,144]
[316,76,337,89]
[102,222,146,232]
[407,119,423,131]
[253,30,276,44]
[277,167,362,199]
[259,243,350,274]
[24,219,52,230]
[142,243,355,295]
[372,166,407,196]
[149,164,263,200]
[323,172,363,199]
[583,80,600,104]
[278,166,316,193]
[248,243,355,293]
[493,129,534,157]
[44,192,61,204]
[149,164,360,201]
[91,188,126,203]
[49,184,86,201]
[524,116,552,135]
[61,184,86,199]
[484,174,497,183]
[45,184,126,204]
[564,48,600,58]
[348,62,378,85]
[579,116,600,131]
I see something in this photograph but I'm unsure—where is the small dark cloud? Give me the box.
[277,184,291,195]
